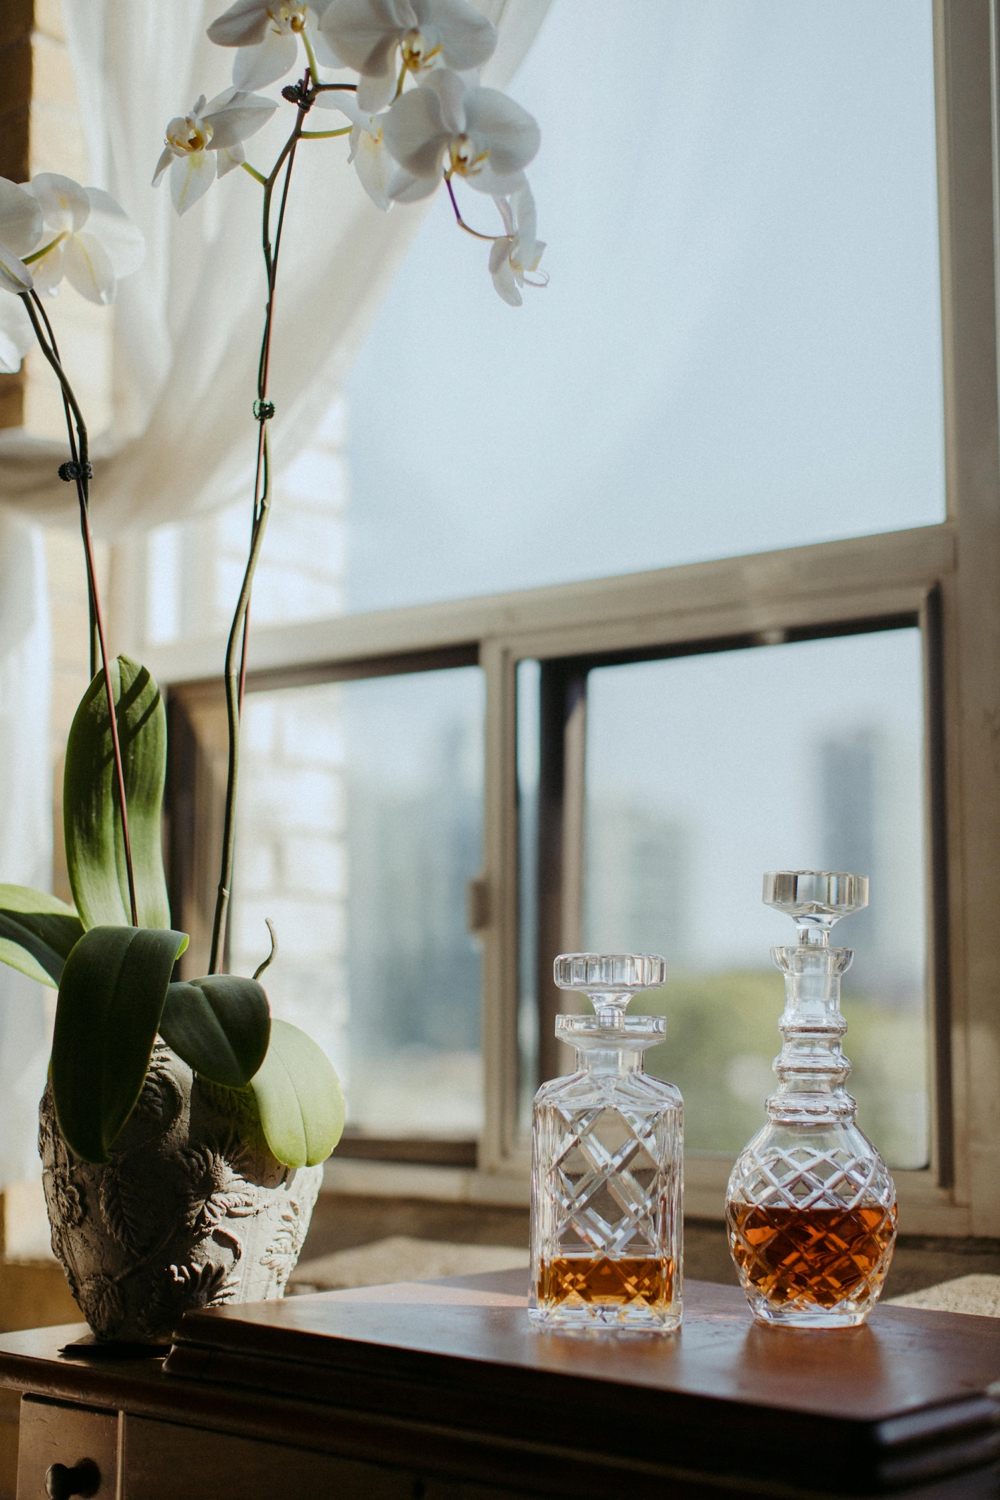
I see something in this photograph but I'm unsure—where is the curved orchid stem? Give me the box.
[23,233,67,265]
[20,291,139,928]
[445,176,504,241]
[253,918,278,981]
[209,78,311,975]
[300,26,321,80]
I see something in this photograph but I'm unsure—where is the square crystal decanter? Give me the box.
[726,872,897,1328]
[529,953,683,1332]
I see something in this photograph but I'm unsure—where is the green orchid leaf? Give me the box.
[64,656,171,931]
[52,924,188,1164]
[0,885,83,988]
[159,974,271,1090]
[249,1019,344,1169]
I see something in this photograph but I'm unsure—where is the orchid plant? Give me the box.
[154,0,546,299]
[0,0,544,1174]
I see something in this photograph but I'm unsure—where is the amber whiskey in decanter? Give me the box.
[537,1256,676,1311]
[726,872,897,1328]
[529,953,682,1332]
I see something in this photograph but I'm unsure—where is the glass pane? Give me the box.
[345,1,943,613]
[231,667,485,1138]
[517,659,541,1137]
[581,629,928,1170]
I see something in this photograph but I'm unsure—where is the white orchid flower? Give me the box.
[153,89,278,216]
[489,182,545,307]
[0,247,32,296]
[382,69,539,203]
[22,175,145,306]
[207,1,336,90]
[0,176,42,295]
[314,92,394,209]
[0,289,34,371]
[320,0,496,112]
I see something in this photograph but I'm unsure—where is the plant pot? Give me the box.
[39,1043,323,1343]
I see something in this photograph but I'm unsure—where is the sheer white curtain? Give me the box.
[0,0,550,1187]
[0,518,54,1187]
[0,0,551,526]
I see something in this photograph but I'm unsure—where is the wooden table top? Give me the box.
[1,1274,999,1498]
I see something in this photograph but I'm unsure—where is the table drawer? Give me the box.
[122,1415,536,1500]
[18,1396,117,1500]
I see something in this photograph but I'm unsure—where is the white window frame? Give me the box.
[143,0,1000,1234]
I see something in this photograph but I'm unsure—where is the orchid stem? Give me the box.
[209,86,308,975]
[253,918,278,981]
[301,127,351,138]
[241,162,268,185]
[21,291,139,929]
[300,28,320,80]
[23,233,67,265]
[445,176,503,241]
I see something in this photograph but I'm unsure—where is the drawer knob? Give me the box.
[44,1459,101,1499]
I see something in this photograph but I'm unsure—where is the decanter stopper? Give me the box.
[529,953,683,1331]
[726,871,897,1327]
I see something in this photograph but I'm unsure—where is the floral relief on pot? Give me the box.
[39,1044,323,1343]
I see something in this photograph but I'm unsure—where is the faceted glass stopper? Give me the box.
[554,952,666,1026]
[763,870,869,944]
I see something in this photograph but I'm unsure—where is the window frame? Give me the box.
[144,0,1000,1235]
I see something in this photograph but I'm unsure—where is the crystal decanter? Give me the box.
[726,871,897,1328]
[529,953,683,1332]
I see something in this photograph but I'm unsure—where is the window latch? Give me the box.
[466,875,490,935]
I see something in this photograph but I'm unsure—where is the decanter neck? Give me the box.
[766,942,856,1125]
[573,1042,651,1076]
[556,1013,663,1076]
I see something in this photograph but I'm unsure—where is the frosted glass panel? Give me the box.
[346,1,943,612]
[581,629,928,1169]
[231,668,485,1138]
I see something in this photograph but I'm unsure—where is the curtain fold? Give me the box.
[0,516,53,1186]
[0,0,551,1189]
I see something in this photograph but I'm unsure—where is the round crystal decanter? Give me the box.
[726,872,897,1328]
[529,953,683,1332]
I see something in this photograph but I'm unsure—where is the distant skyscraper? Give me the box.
[584,795,691,966]
[817,727,922,1003]
[819,729,880,985]
[346,720,482,1059]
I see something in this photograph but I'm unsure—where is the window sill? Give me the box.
[322,1158,530,1205]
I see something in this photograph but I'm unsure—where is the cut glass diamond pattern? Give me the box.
[549,1109,664,1254]
[727,1195,897,1312]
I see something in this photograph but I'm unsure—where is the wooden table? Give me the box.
[1,1273,999,1500]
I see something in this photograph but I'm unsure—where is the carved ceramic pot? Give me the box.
[39,1043,323,1343]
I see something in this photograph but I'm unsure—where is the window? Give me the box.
[151,0,1000,1236]
[580,628,928,1169]
[231,668,486,1147]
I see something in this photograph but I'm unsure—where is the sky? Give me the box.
[344,0,944,613]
